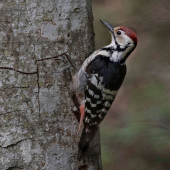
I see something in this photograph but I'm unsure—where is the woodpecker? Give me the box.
[72,20,137,160]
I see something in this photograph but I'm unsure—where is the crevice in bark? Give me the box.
[6,166,24,170]
[0,109,25,116]
[0,86,30,92]
[35,51,68,62]
[36,63,41,116]
[0,67,37,75]
[0,138,32,148]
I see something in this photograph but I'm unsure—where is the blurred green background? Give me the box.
[93,0,170,169]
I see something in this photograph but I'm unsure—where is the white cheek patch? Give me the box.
[109,34,135,62]
[117,35,132,47]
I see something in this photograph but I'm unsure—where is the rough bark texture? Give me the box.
[0,0,101,169]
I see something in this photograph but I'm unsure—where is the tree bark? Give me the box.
[0,0,102,170]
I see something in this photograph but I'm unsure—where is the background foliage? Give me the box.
[93,0,170,169]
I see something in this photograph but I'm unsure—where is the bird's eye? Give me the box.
[117,30,121,35]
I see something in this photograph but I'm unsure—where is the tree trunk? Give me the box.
[0,0,102,169]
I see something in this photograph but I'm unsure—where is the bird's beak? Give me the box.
[100,19,117,47]
[100,19,114,35]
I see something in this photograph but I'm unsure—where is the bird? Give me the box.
[72,19,137,160]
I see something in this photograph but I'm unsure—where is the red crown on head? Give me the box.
[119,26,137,44]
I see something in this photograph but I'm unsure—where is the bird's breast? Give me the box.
[86,55,127,90]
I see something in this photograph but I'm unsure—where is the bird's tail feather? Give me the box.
[78,126,98,161]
